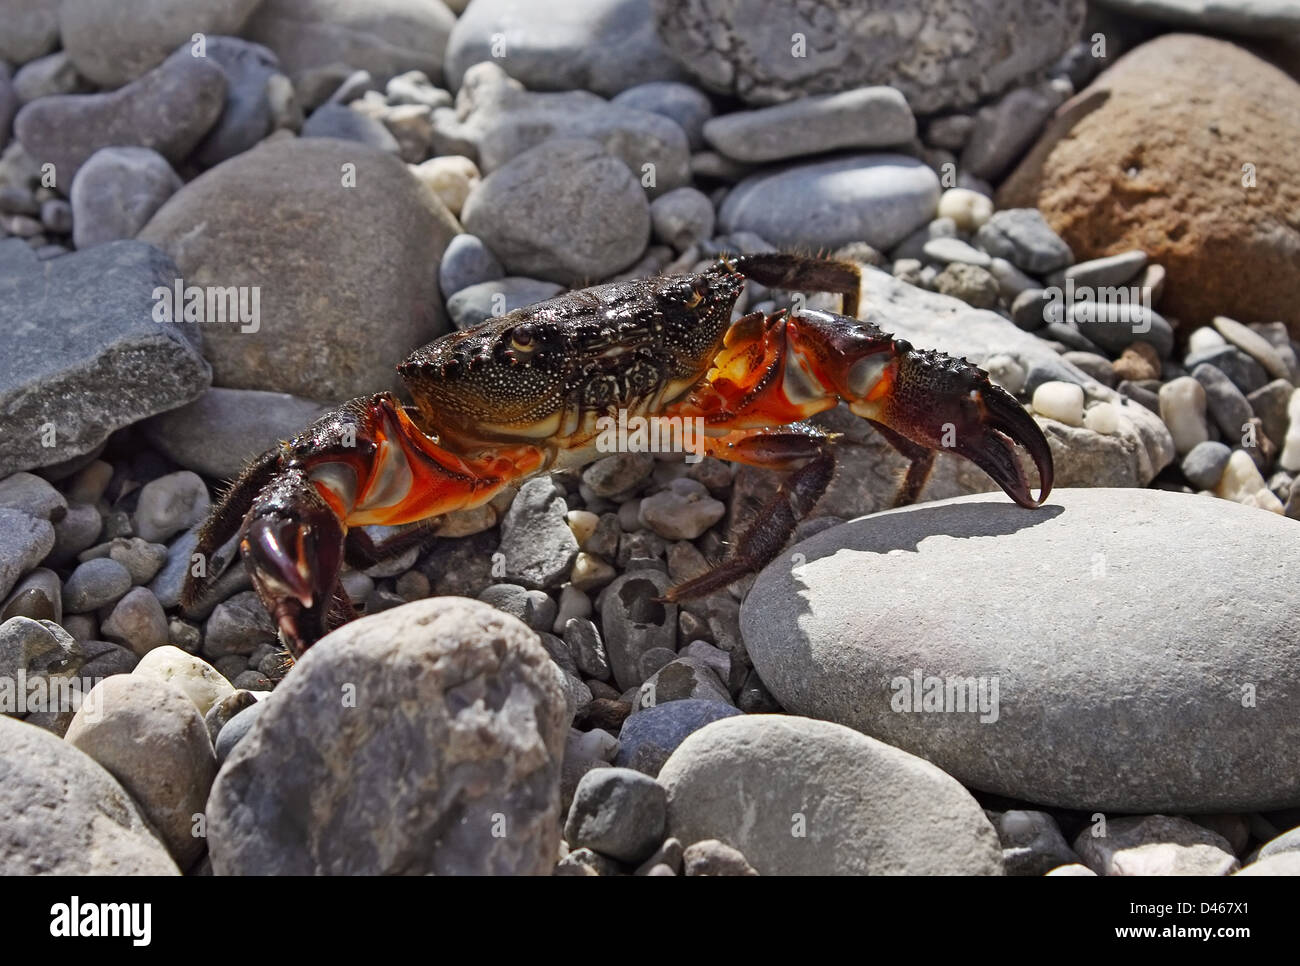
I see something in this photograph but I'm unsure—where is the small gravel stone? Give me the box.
[1061,351,1116,388]
[437,233,503,298]
[1181,441,1233,489]
[564,767,667,864]
[203,688,258,745]
[583,454,656,499]
[600,569,678,691]
[1083,402,1119,435]
[563,617,612,682]
[213,695,269,763]
[62,557,132,614]
[1058,250,1147,288]
[932,262,999,308]
[1192,363,1255,441]
[105,537,168,585]
[478,583,557,634]
[1010,288,1050,330]
[497,477,580,590]
[1112,341,1161,382]
[611,82,714,151]
[995,810,1080,876]
[100,586,168,657]
[935,187,992,232]
[445,276,564,330]
[69,147,184,250]
[982,354,1027,395]
[683,839,760,876]
[983,258,1037,305]
[133,471,209,544]
[973,208,1073,275]
[0,472,65,522]
[1213,315,1291,382]
[649,186,715,251]
[552,585,591,634]
[641,656,732,706]
[1158,377,1210,455]
[133,645,235,716]
[639,478,725,540]
[462,137,651,286]
[301,103,400,152]
[703,87,914,164]
[0,568,61,624]
[1215,450,1284,512]
[922,236,991,267]
[407,154,480,217]
[961,79,1069,181]
[1073,815,1238,876]
[613,699,742,776]
[1276,388,1300,471]
[203,590,278,658]
[1032,381,1085,427]
[1185,345,1268,395]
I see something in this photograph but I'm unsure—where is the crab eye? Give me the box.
[509,325,536,351]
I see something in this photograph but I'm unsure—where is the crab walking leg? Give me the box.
[658,307,1054,600]
[195,392,546,656]
[662,427,839,601]
[726,252,862,318]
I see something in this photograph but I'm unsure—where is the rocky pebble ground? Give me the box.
[2,0,1300,877]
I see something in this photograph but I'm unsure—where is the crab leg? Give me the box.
[187,392,545,656]
[660,307,1053,600]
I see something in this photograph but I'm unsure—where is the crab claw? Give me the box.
[240,468,346,657]
[872,344,1054,508]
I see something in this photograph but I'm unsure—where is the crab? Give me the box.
[182,252,1053,657]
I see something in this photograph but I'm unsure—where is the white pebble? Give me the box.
[1031,381,1085,427]
[133,645,237,715]
[408,155,480,216]
[1214,451,1284,513]
[552,584,592,634]
[565,509,599,547]
[983,353,1027,396]
[936,187,993,232]
[1158,377,1209,455]
[567,727,619,762]
[571,552,616,591]
[1186,326,1227,355]
[1082,401,1119,435]
[1279,387,1300,472]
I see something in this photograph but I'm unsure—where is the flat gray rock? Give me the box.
[1094,0,1300,35]
[703,87,916,163]
[207,598,569,875]
[652,0,1085,114]
[138,137,457,401]
[0,0,59,65]
[0,716,179,874]
[142,387,329,482]
[246,0,456,83]
[441,62,690,196]
[742,488,1300,812]
[658,714,1004,875]
[718,153,940,252]
[0,240,210,476]
[14,45,226,185]
[69,147,182,250]
[59,0,261,88]
[462,138,650,286]
[445,0,690,97]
